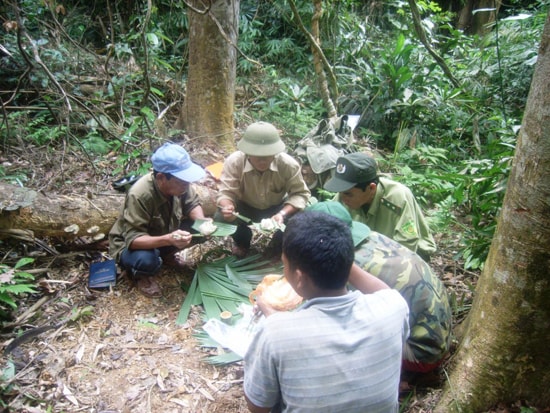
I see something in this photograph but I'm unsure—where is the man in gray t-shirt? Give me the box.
[244,211,409,413]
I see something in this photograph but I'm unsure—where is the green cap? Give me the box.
[237,122,286,156]
[324,152,378,192]
[306,201,370,246]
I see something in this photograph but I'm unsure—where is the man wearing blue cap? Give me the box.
[109,142,207,298]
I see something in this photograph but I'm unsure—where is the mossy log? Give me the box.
[0,182,218,240]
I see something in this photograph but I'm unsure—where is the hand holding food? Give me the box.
[218,203,238,222]
[170,230,192,247]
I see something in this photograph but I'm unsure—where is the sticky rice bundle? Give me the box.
[198,220,218,236]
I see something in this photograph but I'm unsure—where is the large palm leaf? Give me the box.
[176,254,282,325]
[176,254,282,365]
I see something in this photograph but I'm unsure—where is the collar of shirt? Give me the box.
[243,156,280,174]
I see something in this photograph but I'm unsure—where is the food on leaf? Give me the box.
[249,274,303,311]
[198,220,218,236]
[260,218,276,231]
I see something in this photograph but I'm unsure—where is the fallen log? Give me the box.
[0,181,219,239]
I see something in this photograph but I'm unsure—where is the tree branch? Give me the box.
[287,0,338,115]
[408,0,461,89]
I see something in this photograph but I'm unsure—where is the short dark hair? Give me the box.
[283,211,354,290]
[354,177,379,191]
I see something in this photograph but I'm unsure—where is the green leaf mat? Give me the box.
[176,254,282,326]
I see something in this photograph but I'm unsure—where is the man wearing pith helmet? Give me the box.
[324,152,436,261]
[217,121,310,257]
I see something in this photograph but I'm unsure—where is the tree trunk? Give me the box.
[177,0,239,154]
[456,0,502,35]
[435,12,550,412]
[310,0,337,117]
[0,182,218,239]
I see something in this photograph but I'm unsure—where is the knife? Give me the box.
[232,211,253,224]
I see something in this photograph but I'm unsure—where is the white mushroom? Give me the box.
[64,224,80,234]
[92,233,105,241]
[87,225,100,234]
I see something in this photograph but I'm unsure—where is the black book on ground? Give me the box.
[88,259,117,289]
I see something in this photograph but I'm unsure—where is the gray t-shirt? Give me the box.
[244,289,409,413]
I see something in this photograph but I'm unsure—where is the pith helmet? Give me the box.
[237,122,286,156]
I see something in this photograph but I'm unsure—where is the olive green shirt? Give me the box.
[217,151,310,210]
[354,230,451,364]
[108,173,201,261]
[337,176,436,258]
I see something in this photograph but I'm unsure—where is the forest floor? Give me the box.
[0,143,507,413]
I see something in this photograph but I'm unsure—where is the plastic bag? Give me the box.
[202,303,264,357]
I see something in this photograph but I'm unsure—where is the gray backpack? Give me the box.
[293,115,359,190]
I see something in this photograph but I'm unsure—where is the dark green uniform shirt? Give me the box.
[355,230,451,364]
[108,173,201,261]
[339,176,436,258]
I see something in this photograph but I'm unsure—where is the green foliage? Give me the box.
[2,0,546,274]
[452,126,516,269]
[384,116,515,270]
[0,359,15,407]
[0,258,37,313]
[0,166,29,187]
[251,75,325,139]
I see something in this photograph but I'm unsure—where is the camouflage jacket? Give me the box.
[355,230,452,364]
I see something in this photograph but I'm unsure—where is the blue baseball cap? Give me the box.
[151,143,206,182]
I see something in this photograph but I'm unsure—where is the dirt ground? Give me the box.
[0,147,476,413]
[1,246,251,412]
[1,237,470,413]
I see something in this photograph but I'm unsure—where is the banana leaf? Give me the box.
[203,352,243,366]
[192,219,237,236]
[175,270,201,325]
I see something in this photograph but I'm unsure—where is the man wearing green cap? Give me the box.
[324,152,436,261]
[306,201,452,387]
[109,142,208,298]
[217,121,310,257]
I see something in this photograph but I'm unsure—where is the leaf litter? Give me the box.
[0,147,490,412]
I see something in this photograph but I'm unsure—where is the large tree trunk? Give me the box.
[177,0,239,154]
[0,183,218,239]
[435,13,550,412]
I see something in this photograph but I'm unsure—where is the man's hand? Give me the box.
[218,203,238,222]
[255,293,278,318]
[271,212,285,225]
[169,230,192,248]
